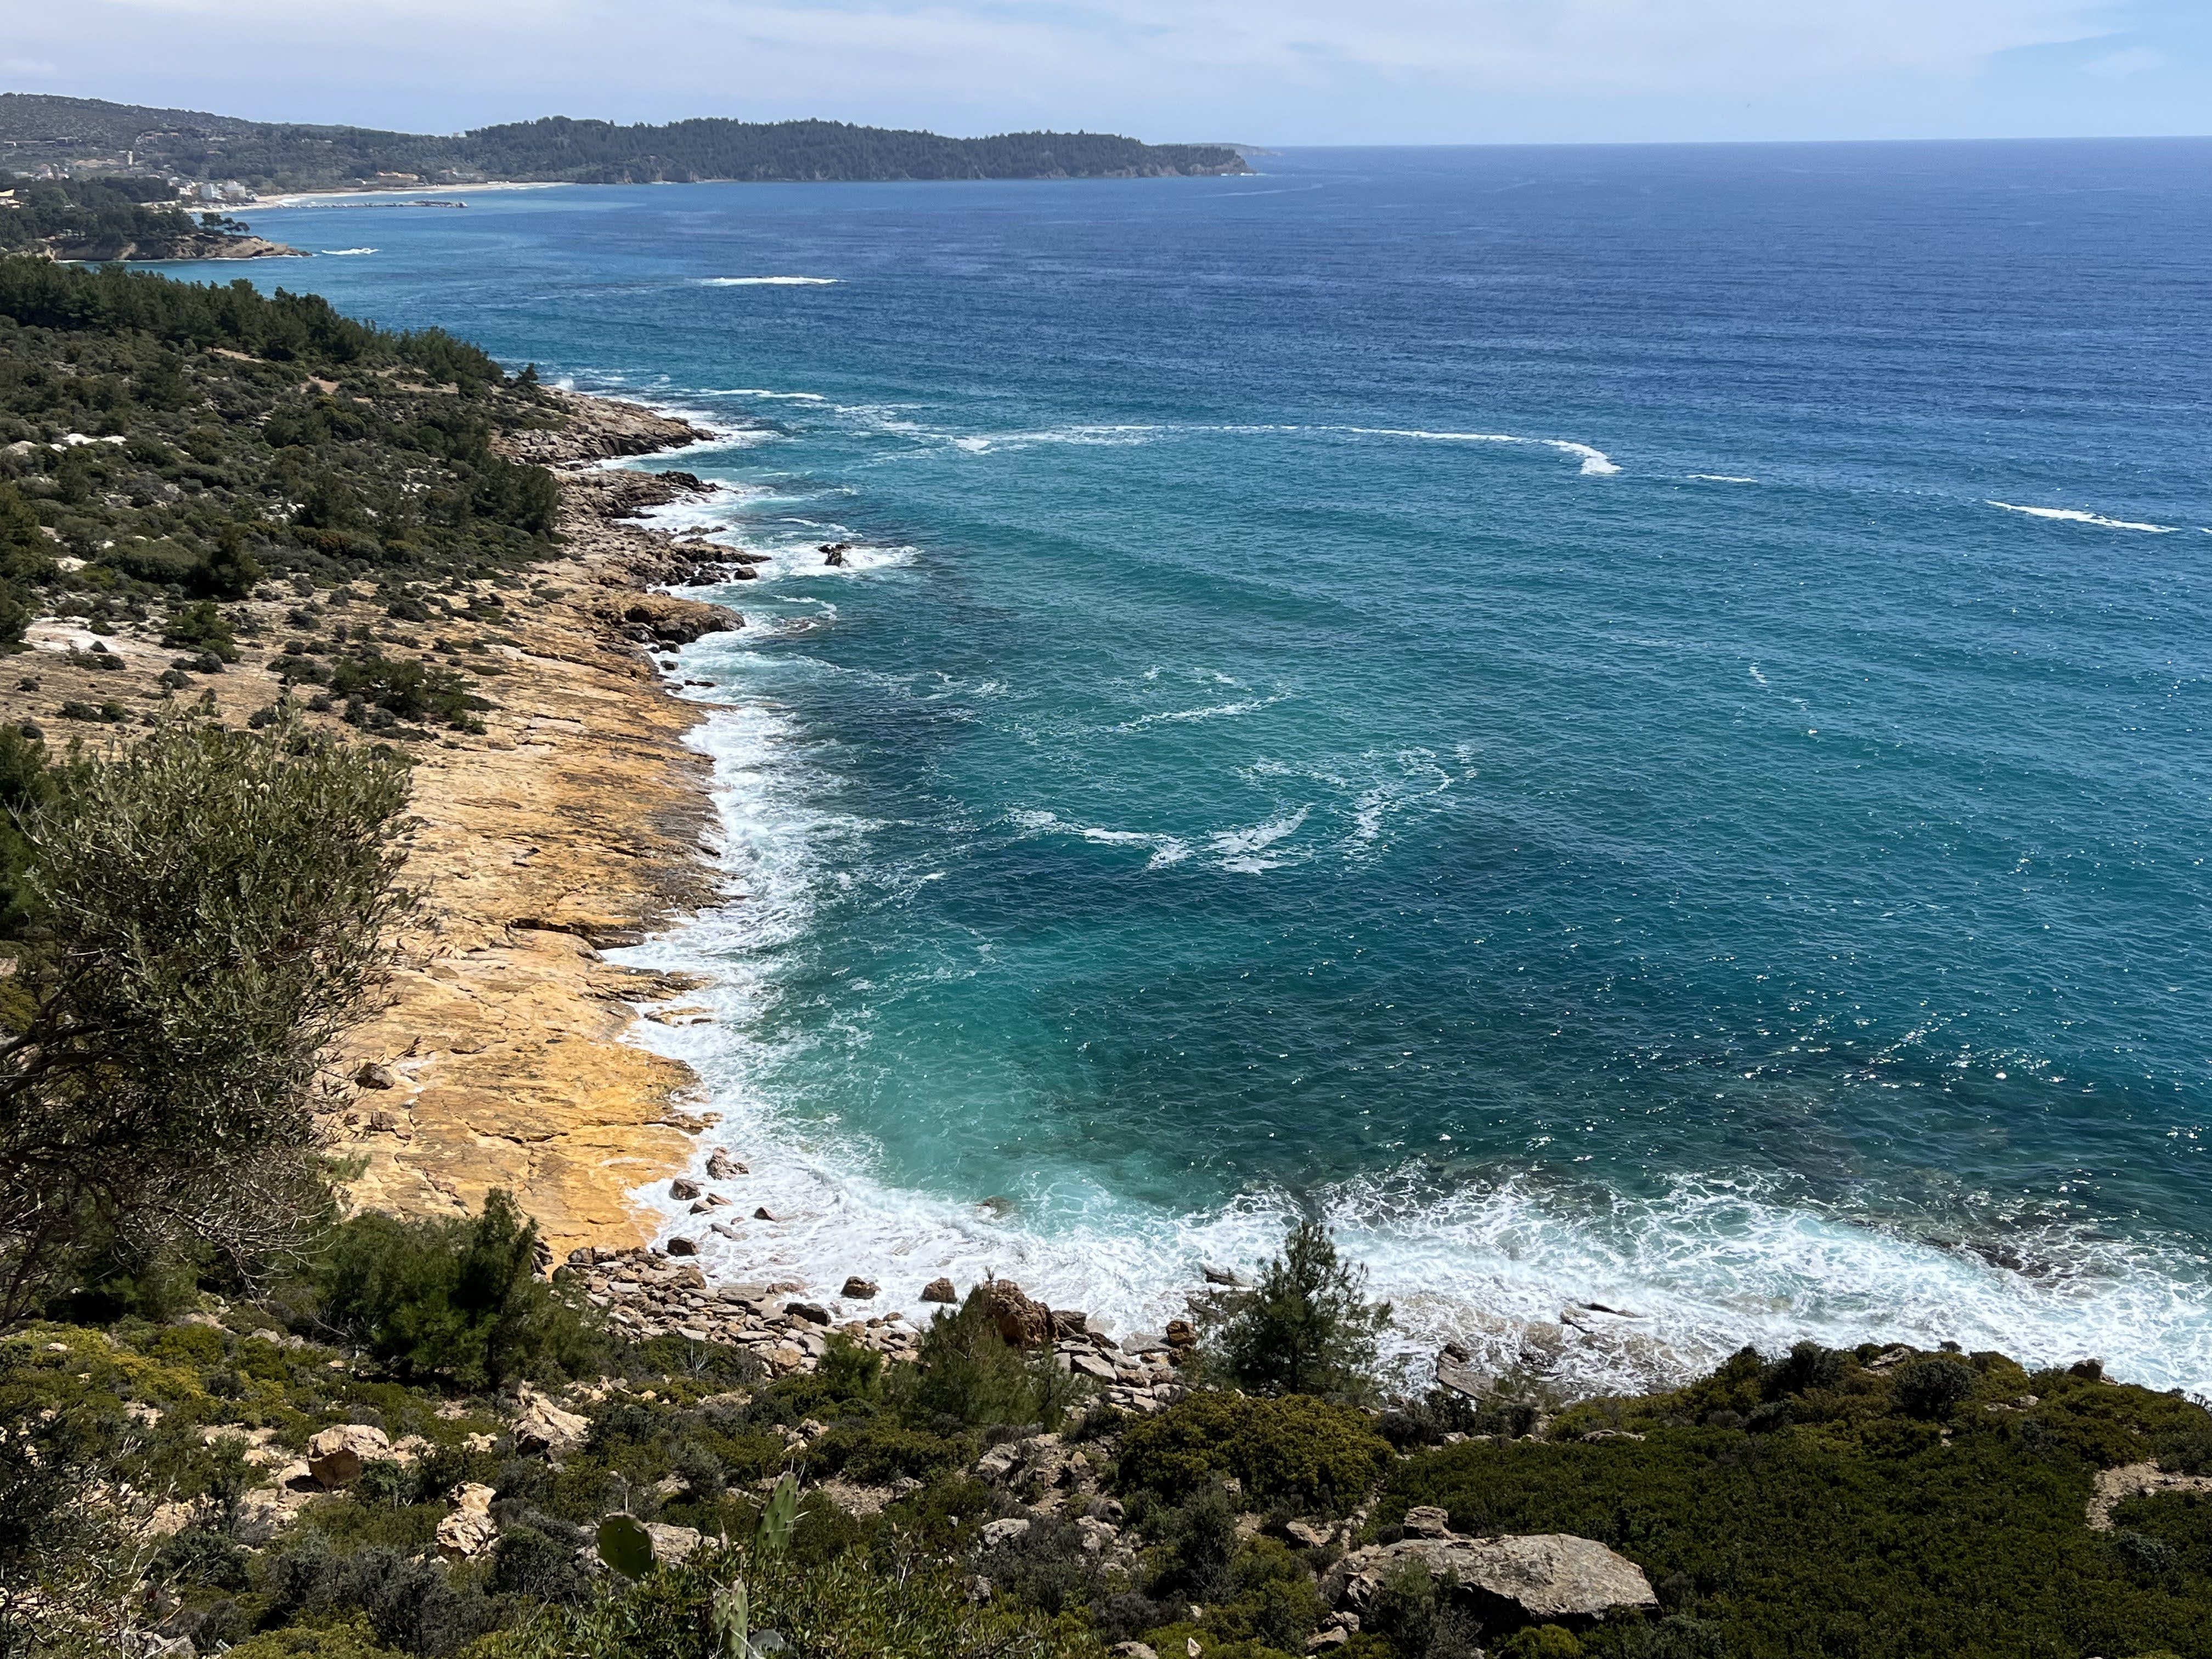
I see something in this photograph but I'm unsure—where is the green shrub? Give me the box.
[808,1420,964,1485]
[1494,1628,1583,1659]
[316,1190,606,1389]
[328,651,479,732]
[471,1538,1079,1659]
[161,599,240,661]
[895,1285,1085,1430]
[1119,1390,1393,1512]
[222,1616,409,1659]
[1193,1221,1392,1403]
[1144,1482,1239,1601]
[1365,1558,1441,1659]
[1,717,411,1328]
[1894,1356,1977,1420]
[1379,1404,2212,1658]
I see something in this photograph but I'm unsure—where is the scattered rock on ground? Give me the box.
[1325,1530,1658,1624]
[2087,1462,2212,1530]
[512,1390,590,1457]
[644,1521,703,1564]
[437,1483,500,1560]
[305,1423,391,1487]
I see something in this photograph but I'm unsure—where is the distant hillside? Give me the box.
[0,171,301,261]
[0,95,1248,189]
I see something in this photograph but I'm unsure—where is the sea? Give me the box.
[225,139,2211,1396]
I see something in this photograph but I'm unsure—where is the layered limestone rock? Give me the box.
[331,405,729,1254]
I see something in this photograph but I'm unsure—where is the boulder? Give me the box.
[305,1423,391,1487]
[354,1061,397,1090]
[1403,1505,1453,1538]
[755,1206,781,1222]
[985,1279,1052,1348]
[1201,1262,1243,1286]
[1070,1352,1119,1383]
[786,1302,832,1325]
[670,1177,702,1200]
[1324,1533,1657,1626]
[644,1521,702,1565]
[436,1483,500,1560]
[922,1277,958,1303]
[512,1391,590,1457]
[1164,1319,1197,1349]
[665,1236,699,1256]
[842,1277,879,1300]
[707,1148,747,1180]
[980,1517,1032,1547]
[1111,1645,1160,1659]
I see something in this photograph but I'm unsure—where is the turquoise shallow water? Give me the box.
[235,140,2210,1390]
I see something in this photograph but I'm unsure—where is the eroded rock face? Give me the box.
[512,1391,590,1457]
[986,1279,1052,1348]
[1324,1532,1658,1626]
[436,1483,500,1560]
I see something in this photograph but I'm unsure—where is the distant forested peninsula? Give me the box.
[0,94,1249,190]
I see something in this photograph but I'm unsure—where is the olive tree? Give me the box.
[0,716,413,1327]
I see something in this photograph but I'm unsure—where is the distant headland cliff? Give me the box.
[0,93,1251,194]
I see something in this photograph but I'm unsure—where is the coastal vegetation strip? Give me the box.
[0,253,737,1251]
[0,94,1250,191]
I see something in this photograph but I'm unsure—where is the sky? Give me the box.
[2,0,2207,145]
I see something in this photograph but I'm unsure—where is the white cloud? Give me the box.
[1,57,64,77]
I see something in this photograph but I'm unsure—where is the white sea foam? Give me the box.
[321,247,378,256]
[1688,473,1757,483]
[699,276,843,286]
[1346,753,1453,847]
[1988,501,2180,533]
[1346,427,1621,476]
[1010,809,1190,869]
[709,389,830,401]
[1117,691,1290,731]
[950,425,1161,455]
[1209,805,1310,873]
[606,1046,2212,1393]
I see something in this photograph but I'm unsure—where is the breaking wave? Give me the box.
[1988,501,2181,533]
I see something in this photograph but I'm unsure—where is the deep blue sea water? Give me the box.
[232,140,2211,1392]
